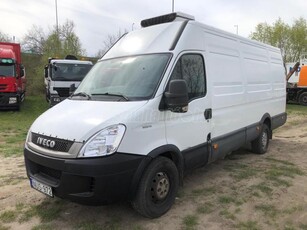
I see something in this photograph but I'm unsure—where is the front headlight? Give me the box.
[78,124,126,158]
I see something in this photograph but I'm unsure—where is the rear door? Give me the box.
[165,52,211,170]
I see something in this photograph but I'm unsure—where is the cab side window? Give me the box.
[170,54,206,101]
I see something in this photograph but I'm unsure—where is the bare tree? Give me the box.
[22,20,85,57]
[22,25,46,53]
[0,31,11,42]
[95,29,128,58]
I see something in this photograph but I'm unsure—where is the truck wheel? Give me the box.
[298,92,307,106]
[132,157,179,218]
[251,124,269,154]
[15,104,20,111]
[46,88,50,103]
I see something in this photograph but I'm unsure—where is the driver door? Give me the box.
[165,52,212,170]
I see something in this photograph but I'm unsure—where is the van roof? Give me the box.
[102,12,281,60]
[103,21,185,59]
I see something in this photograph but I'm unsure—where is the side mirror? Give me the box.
[20,64,25,77]
[69,83,76,95]
[44,65,48,78]
[164,79,189,113]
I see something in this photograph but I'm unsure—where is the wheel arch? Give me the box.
[128,144,183,200]
[260,113,272,139]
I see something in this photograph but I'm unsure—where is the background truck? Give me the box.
[286,54,307,106]
[0,42,26,110]
[44,55,93,106]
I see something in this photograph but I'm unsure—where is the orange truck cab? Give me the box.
[0,42,26,110]
[287,63,307,106]
[297,65,307,87]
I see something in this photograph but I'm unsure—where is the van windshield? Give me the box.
[73,54,171,101]
[0,64,15,77]
[51,63,92,81]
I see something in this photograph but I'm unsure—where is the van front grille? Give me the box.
[53,87,70,97]
[31,132,74,152]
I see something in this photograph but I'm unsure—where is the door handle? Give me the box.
[204,108,212,120]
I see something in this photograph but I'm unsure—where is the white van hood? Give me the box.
[30,99,147,142]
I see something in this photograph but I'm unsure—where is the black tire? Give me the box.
[15,104,20,111]
[132,157,179,218]
[45,88,50,103]
[298,92,307,106]
[251,124,270,154]
[14,95,21,111]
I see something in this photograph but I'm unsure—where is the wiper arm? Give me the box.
[92,92,129,101]
[71,92,91,100]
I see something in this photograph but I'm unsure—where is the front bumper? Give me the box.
[0,92,20,107]
[49,94,64,106]
[24,146,144,205]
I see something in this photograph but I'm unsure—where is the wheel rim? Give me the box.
[302,95,307,103]
[151,172,170,202]
[261,130,268,149]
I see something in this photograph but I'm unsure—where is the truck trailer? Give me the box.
[0,42,26,110]
[24,12,287,218]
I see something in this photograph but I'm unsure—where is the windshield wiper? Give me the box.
[71,92,92,100]
[92,92,129,101]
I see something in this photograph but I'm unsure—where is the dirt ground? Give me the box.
[0,113,307,230]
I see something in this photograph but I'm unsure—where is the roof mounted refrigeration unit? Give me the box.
[141,12,195,28]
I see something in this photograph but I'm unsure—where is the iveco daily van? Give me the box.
[24,12,287,218]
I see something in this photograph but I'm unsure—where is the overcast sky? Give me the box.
[1,0,306,56]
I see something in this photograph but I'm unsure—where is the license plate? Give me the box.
[30,178,53,197]
[9,97,17,104]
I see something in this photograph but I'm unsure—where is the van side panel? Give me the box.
[242,44,286,124]
[204,31,246,138]
[201,27,285,160]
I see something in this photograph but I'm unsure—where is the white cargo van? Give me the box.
[24,12,287,218]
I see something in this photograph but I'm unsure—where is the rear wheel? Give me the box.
[298,92,307,106]
[132,157,179,218]
[251,124,269,154]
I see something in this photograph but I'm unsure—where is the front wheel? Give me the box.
[251,124,270,154]
[45,88,50,103]
[132,157,179,218]
[299,92,307,106]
